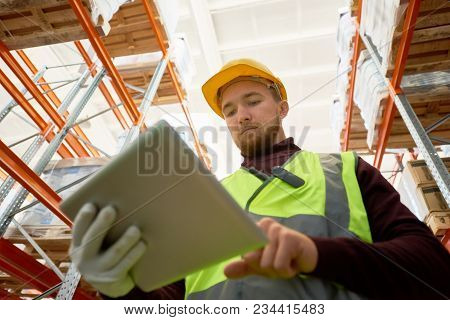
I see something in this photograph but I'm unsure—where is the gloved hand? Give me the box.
[69,203,146,298]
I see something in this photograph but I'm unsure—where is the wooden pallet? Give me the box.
[349,0,450,75]
[389,0,450,76]
[0,0,95,50]
[102,1,165,58]
[105,1,183,105]
[0,0,167,56]
[1,225,98,299]
[118,61,179,105]
[344,89,450,151]
[0,1,181,107]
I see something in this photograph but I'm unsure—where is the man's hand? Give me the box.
[224,218,318,279]
[70,203,146,298]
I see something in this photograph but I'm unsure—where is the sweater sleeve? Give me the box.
[309,157,450,299]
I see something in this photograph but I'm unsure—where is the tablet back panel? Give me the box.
[60,120,267,291]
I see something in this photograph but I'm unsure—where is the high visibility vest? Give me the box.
[185,151,373,299]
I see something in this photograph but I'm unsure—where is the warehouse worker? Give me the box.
[70,59,450,299]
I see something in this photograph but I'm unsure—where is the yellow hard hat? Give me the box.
[202,58,287,118]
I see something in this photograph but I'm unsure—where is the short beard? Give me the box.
[239,115,282,157]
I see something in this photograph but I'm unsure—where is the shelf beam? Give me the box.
[0,238,93,299]
[0,287,22,300]
[68,0,140,125]
[342,0,362,151]
[141,0,209,168]
[16,50,100,157]
[373,0,421,168]
[0,69,73,158]
[0,139,71,227]
[0,69,105,237]
[0,41,90,158]
[74,41,129,130]
[121,55,169,149]
[360,30,450,208]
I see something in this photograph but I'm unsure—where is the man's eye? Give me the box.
[225,109,236,117]
[248,100,260,106]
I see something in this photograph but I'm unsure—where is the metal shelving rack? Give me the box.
[0,0,208,299]
[341,0,450,249]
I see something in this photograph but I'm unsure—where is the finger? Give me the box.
[224,260,254,279]
[72,203,97,247]
[242,248,263,268]
[274,235,296,277]
[260,224,281,269]
[257,217,275,232]
[100,226,142,269]
[84,273,135,298]
[97,275,135,298]
[80,205,117,260]
[108,241,146,278]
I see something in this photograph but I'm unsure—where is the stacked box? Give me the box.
[406,158,450,186]
[424,212,450,237]
[397,158,450,236]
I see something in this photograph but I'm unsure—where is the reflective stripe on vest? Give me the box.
[185,151,372,299]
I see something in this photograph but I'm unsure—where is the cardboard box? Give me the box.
[397,175,449,221]
[398,158,450,221]
[424,212,450,236]
[416,185,449,219]
[406,157,450,186]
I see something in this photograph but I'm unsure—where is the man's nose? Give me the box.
[237,105,251,124]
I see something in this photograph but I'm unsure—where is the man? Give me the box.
[71,59,450,299]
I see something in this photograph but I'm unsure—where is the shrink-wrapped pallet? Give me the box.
[337,10,356,64]
[351,60,449,149]
[360,0,408,75]
[332,9,357,148]
[336,10,356,107]
[337,58,351,109]
[4,158,108,236]
[353,50,389,148]
[330,96,346,149]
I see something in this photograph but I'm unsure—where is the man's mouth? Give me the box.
[240,126,258,135]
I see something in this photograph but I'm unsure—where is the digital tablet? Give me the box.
[60,120,267,291]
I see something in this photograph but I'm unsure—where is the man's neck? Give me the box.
[241,137,301,176]
[274,130,287,146]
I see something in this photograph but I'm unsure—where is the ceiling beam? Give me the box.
[188,0,222,73]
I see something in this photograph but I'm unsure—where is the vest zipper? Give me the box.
[245,177,274,211]
[244,150,302,212]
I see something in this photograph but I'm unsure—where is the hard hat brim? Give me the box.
[202,63,287,118]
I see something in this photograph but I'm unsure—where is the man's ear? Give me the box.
[278,100,289,119]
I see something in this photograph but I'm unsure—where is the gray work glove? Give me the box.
[69,203,146,298]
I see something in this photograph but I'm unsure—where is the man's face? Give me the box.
[220,80,286,157]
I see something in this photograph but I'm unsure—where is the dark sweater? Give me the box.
[104,137,450,299]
